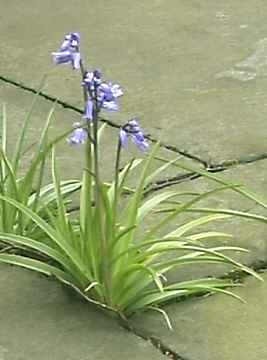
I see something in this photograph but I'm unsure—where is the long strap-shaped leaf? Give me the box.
[0,253,73,280]
[0,232,73,272]
[163,213,231,239]
[137,190,183,223]
[127,283,245,314]
[107,159,142,203]
[0,104,7,179]
[142,184,237,242]
[124,143,160,237]
[114,257,233,309]
[143,155,182,189]
[155,156,267,211]
[0,194,86,274]
[12,75,47,173]
[184,207,267,224]
[27,180,81,209]
[114,144,160,275]
[153,244,262,280]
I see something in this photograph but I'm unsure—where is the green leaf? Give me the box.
[185,207,267,224]
[0,253,72,280]
[108,159,142,203]
[126,289,188,313]
[30,102,57,213]
[164,214,231,239]
[147,306,173,330]
[125,143,160,227]
[1,103,7,177]
[0,232,73,272]
[156,156,267,211]
[165,277,241,290]
[186,231,233,242]
[142,184,237,241]
[153,244,262,281]
[28,180,81,210]
[0,194,86,275]
[12,75,47,173]
[51,147,68,234]
[143,155,182,188]
[137,190,181,223]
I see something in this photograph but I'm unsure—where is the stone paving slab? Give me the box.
[132,271,267,360]
[2,1,267,162]
[0,264,163,360]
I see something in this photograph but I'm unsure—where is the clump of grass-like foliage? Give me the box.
[0,83,80,243]
[0,33,263,329]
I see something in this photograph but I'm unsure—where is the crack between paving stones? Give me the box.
[118,317,190,360]
[143,153,267,196]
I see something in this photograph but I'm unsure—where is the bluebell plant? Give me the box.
[0,32,263,328]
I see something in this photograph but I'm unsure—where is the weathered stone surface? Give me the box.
[0,265,163,360]
[2,1,267,162]
[132,272,267,360]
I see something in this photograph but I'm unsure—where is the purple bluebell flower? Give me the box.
[83,99,93,121]
[93,69,102,81]
[60,32,80,51]
[128,119,141,132]
[53,50,73,65]
[102,100,119,112]
[98,82,123,112]
[69,32,80,47]
[72,52,81,70]
[83,70,102,91]
[68,128,87,145]
[120,118,149,152]
[52,49,80,69]
[52,32,81,70]
[119,128,128,147]
[131,131,149,151]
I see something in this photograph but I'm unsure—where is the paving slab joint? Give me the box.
[154,259,267,309]
[150,336,190,360]
[144,152,267,195]
[119,318,189,360]
[221,258,267,282]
